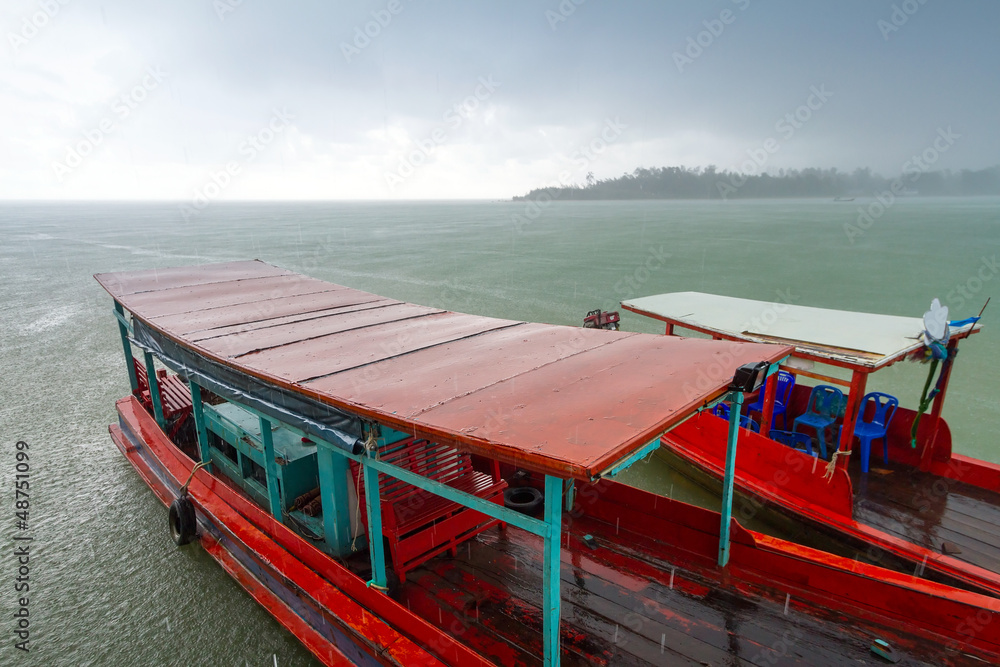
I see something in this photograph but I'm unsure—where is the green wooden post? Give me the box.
[718,391,744,567]
[188,381,213,472]
[258,416,283,520]
[114,302,138,393]
[143,351,166,429]
[542,474,563,667]
[363,455,388,590]
[317,444,352,556]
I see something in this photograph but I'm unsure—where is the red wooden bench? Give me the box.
[133,357,193,437]
[351,438,506,582]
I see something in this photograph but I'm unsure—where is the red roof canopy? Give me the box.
[96,260,791,480]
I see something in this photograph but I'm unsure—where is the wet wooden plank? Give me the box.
[308,323,624,415]
[398,571,537,667]
[243,313,522,382]
[200,303,444,359]
[95,259,289,296]
[853,466,1000,574]
[151,288,383,335]
[470,526,850,667]
[121,274,336,319]
[448,538,750,666]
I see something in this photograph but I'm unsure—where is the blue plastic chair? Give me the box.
[845,392,899,473]
[792,385,845,459]
[745,370,796,429]
[711,404,758,432]
[768,429,814,456]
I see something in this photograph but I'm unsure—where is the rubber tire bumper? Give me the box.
[169,496,198,546]
[504,486,543,515]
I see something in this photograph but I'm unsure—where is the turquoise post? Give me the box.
[188,381,213,472]
[718,391,744,567]
[143,351,166,429]
[317,444,352,556]
[258,416,283,519]
[363,455,388,590]
[114,302,138,393]
[542,474,563,667]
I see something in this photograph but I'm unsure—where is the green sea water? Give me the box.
[1,198,998,665]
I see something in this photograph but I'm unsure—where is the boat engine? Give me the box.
[582,309,620,330]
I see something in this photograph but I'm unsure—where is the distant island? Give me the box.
[513,165,1000,201]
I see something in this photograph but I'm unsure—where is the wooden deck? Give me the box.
[852,463,1000,576]
[356,511,955,666]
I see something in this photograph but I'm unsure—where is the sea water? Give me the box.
[1,197,998,665]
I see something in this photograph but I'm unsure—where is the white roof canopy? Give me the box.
[622,292,981,370]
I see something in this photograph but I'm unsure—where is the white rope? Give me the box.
[823,449,852,482]
[351,429,381,553]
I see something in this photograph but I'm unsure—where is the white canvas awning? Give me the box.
[622,292,981,370]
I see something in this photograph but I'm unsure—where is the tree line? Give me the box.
[512,165,1000,201]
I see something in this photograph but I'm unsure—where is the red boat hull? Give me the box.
[112,395,1000,665]
[662,411,1000,598]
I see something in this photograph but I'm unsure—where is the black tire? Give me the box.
[504,486,543,515]
[168,496,197,546]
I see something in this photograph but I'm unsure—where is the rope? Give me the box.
[823,449,851,482]
[366,580,389,592]
[179,461,210,496]
[910,358,940,448]
[351,428,381,553]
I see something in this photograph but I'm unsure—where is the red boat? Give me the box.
[97,262,1000,665]
[622,291,1000,597]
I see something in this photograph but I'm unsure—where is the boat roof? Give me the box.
[622,291,981,371]
[96,261,790,481]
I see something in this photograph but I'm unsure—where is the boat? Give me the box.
[621,291,1000,596]
[97,261,1000,665]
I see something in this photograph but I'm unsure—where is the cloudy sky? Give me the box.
[2,0,998,200]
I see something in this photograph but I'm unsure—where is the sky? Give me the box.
[2,0,998,200]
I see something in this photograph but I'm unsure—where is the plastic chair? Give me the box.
[792,385,845,459]
[845,392,899,473]
[769,429,814,456]
[745,370,796,429]
[711,404,757,432]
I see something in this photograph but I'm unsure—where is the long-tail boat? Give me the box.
[97,262,1000,665]
[621,291,1000,597]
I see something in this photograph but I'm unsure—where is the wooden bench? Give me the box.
[351,437,506,582]
[133,357,193,437]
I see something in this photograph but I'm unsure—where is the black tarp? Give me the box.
[132,319,364,455]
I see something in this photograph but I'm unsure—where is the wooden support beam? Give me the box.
[759,365,780,435]
[780,365,851,388]
[356,451,548,537]
[363,455,388,590]
[838,370,868,470]
[258,416,283,519]
[143,351,166,429]
[189,381,213,472]
[317,445,352,557]
[542,474,563,667]
[718,391,743,567]
[114,302,138,393]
